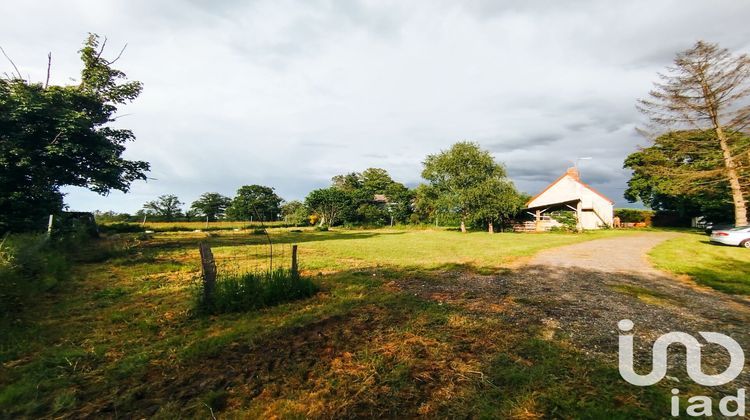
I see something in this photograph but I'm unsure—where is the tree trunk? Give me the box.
[460,220,466,233]
[701,77,749,227]
[716,126,748,226]
[488,222,494,234]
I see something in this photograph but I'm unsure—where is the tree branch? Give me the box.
[95,36,108,61]
[45,52,51,88]
[0,45,24,81]
[107,43,128,65]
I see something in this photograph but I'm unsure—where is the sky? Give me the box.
[3,0,750,213]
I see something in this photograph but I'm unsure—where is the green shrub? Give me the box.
[614,209,653,223]
[153,225,193,232]
[99,222,144,234]
[550,211,577,231]
[314,226,329,232]
[251,228,266,235]
[197,268,318,314]
[0,234,70,316]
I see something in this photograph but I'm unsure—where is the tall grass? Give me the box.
[198,268,318,314]
[0,234,70,317]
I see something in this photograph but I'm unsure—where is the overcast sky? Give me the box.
[3,1,750,212]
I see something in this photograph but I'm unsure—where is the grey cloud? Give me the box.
[7,0,749,213]
[485,133,563,153]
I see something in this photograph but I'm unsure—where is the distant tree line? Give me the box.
[95,142,529,232]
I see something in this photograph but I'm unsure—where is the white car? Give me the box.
[710,226,750,248]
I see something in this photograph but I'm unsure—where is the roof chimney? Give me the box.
[566,167,580,180]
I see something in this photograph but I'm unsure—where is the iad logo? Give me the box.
[617,319,746,417]
[618,319,744,386]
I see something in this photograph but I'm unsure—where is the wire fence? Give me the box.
[210,242,298,278]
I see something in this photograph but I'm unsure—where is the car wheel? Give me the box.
[742,240,750,249]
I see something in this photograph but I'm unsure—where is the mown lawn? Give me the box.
[169,227,639,273]
[649,231,750,294]
[1,228,672,418]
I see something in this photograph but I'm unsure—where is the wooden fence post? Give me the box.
[199,242,217,305]
[291,244,298,276]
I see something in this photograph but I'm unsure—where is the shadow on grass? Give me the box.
[142,230,407,253]
[673,240,750,294]
[9,259,750,418]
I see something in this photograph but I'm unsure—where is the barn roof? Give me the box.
[526,167,614,208]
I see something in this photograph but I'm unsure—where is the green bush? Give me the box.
[0,234,70,316]
[99,222,145,234]
[314,226,329,232]
[153,225,193,232]
[614,209,653,223]
[550,211,577,231]
[197,268,318,314]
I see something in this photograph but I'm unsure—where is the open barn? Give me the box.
[525,167,614,231]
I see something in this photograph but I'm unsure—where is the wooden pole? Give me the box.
[199,242,217,305]
[535,210,542,232]
[291,244,298,276]
[47,214,54,237]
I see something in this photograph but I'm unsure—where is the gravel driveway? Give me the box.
[530,232,679,276]
[395,232,750,393]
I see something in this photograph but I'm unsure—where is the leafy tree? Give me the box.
[143,195,183,221]
[0,34,148,232]
[331,172,362,192]
[355,203,389,225]
[190,193,231,222]
[93,210,131,223]
[421,142,511,232]
[614,209,653,224]
[471,179,526,233]
[637,41,750,226]
[413,183,441,224]
[281,200,309,226]
[624,130,746,223]
[305,188,352,227]
[183,209,199,222]
[383,181,415,224]
[328,168,413,226]
[360,168,394,194]
[227,185,282,221]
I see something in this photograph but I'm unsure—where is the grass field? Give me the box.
[649,230,750,294]
[1,228,681,417]
[127,220,294,231]
[196,227,638,273]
